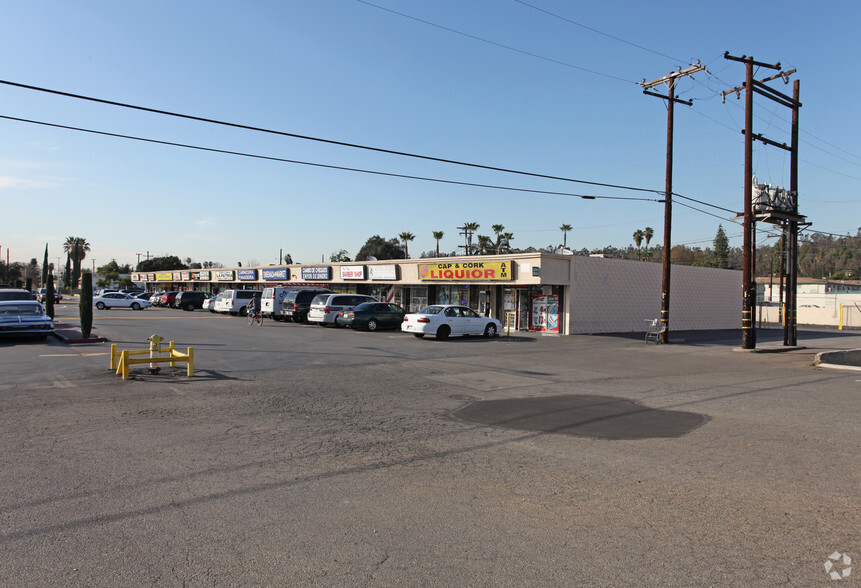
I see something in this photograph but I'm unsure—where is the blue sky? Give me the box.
[1,0,859,269]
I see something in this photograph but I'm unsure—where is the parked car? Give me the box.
[401,305,501,340]
[134,292,153,301]
[215,289,262,316]
[175,291,208,311]
[280,288,331,323]
[37,288,62,303]
[93,292,152,310]
[149,291,166,307]
[158,291,179,308]
[335,302,406,331]
[201,295,216,312]
[120,289,144,295]
[0,288,37,302]
[308,293,377,326]
[0,300,55,339]
[207,293,223,313]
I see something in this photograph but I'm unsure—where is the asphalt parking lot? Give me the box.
[1,302,858,586]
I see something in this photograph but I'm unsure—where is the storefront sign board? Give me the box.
[215,270,235,281]
[369,265,397,281]
[340,265,366,280]
[302,266,332,280]
[418,261,512,281]
[262,268,289,281]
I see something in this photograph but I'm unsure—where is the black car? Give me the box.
[281,289,330,323]
[335,302,406,331]
[175,291,209,311]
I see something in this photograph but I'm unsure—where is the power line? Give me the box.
[0,114,663,203]
[0,78,660,196]
[354,0,636,84]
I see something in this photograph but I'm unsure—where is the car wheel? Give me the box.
[185,303,194,311]
[131,302,141,310]
[484,323,497,337]
[367,319,378,331]
[435,325,450,340]
[96,302,105,310]
[239,307,247,317]
[413,333,425,338]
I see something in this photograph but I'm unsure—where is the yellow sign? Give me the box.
[155,272,173,281]
[418,261,512,281]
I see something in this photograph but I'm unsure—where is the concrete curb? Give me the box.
[52,329,108,345]
[814,348,861,371]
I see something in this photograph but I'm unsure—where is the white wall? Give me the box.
[567,257,742,334]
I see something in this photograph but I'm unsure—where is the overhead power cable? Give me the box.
[0,78,660,196]
[355,0,635,84]
[0,114,663,203]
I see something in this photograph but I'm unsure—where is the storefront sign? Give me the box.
[340,265,366,280]
[147,273,156,282]
[262,268,289,281]
[173,272,182,281]
[156,272,173,282]
[531,294,559,333]
[181,271,191,281]
[215,270,235,281]
[238,269,258,281]
[369,265,397,281]
[418,261,512,281]
[131,273,141,282]
[302,266,331,280]
[198,271,210,281]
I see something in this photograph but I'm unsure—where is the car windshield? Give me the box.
[0,304,42,316]
[419,306,444,315]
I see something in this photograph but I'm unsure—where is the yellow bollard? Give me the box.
[187,347,194,377]
[110,343,118,370]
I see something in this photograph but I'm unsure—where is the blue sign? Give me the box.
[237,269,258,281]
[302,266,332,280]
[262,268,289,281]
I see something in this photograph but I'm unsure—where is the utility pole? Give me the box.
[723,53,802,349]
[640,62,706,344]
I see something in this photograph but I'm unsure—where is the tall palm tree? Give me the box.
[463,222,480,255]
[432,231,444,257]
[63,236,91,289]
[644,227,654,248]
[633,229,645,261]
[491,224,505,254]
[399,231,415,259]
[560,224,572,249]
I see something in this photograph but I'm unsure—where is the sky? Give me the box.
[1,0,859,270]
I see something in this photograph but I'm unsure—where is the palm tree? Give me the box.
[644,227,654,248]
[476,235,494,255]
[399,231,415,259]
[460,222,480,254]
[63,236,91,289]
[560,224,572,249]
[491,224,505,254]
[432,231,444,257]
[501,232,514,253]
[633,229,645,261]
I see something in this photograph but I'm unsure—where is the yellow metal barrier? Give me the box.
[110,337,194,380]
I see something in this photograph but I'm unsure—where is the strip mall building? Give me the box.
[132,252,742,335]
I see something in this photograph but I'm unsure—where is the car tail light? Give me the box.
[345,312,355,318]
[417,317,431,323]
[324,306,331,313]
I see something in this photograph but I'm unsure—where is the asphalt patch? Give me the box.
[451,394,708,440]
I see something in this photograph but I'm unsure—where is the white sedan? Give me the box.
[93,292,152,310]
[401,305,501,340]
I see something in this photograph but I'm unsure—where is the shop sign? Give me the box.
[181,271,191,281]
[199,271,210,280]
[262,268,289,281]
[172,272,182,281]
[147,273,156,282]
[418,261,512,281]
[156,272,173,282]
[189,271,200,280]
[340,265,365,280]
[302,266,332,280]
[131,273,141,282]
[238,269,258,281]
[531,294,559,333]
[369,265,397,281]
[215,270,235,281]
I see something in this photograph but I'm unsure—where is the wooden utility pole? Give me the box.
[640,62,706,343]
[723,53,802,349]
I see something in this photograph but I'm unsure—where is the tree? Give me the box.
[560,224,572,249]
[398,232,415,259]
[633,229,645,261]
[330,249,352,262]
[64,254,71,291]
[492,224,505,254]
[79,271,93,339]
[432,231,444,257]
[63,236,91,290]
[461,222,480,255]
[501,232,514,253]
[282,253,293,264]
[137,256,188,272]
[476,235,494,255]
[356,235,405,261]
[712,224,730,269]
[42,244,49,287]
[644,227,654,248]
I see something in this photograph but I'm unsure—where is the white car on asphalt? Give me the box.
[93,292,151,310]
[401,305,501,340]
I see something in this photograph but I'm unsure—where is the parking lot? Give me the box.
[1,301,858,586]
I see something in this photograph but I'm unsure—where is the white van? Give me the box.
[261,287,293,320]
[214,289,262,316]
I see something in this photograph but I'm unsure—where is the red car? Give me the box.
[159,291,179,307]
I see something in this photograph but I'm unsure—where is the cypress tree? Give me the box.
[46,275,55,320]
[80,270,93,339]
